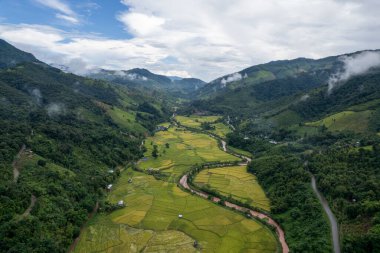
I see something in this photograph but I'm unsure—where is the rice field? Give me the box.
[139,126,239,180]
[194,166,270,211]
[74,124,278,253]
[175,115,232,138]
[74,170,278,253]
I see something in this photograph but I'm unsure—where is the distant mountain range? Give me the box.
[189,49,380,133]
[88,68,205,99]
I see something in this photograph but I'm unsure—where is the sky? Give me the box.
[0,0,379,81]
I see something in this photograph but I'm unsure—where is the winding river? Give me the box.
[181,136,289,253]
[311,175,341,253]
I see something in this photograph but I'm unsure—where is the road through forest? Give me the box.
[312,175,341,253]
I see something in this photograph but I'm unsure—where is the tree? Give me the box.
[37,159,46,167]
[152,145,158,158]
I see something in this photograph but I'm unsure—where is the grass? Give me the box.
[289,125,320,137]
[107,107,147,133]
[75,170,278,253]
[228,146,252,158]
[175,115,232,138]
[140,126,239,180]
[269,110,303,128]
[305,110,373,133]
[347,98,380,111]
[175,115,222,128]
[193,166,270,211]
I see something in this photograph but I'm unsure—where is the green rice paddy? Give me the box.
[75,170,277,253]
[194,166,270,211]
[74,122,278,253]
[175,115,232,138]
[139,126,239,180]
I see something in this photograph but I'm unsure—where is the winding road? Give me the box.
[20,195,37,219]
[181,137,288,253]
[12,144,26,183]
[311,175,341,253]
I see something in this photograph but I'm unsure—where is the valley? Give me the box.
[74,122,280,253]
[1,38,380,253]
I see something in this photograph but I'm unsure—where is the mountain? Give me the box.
[88,68,205,99]
[191,51,380,124]
[0,40,170,252]
[197,56,340,99]
[0,39,41,68]
[203,50,380,253]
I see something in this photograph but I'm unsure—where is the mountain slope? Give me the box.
[0,39,40,68]
[0,41,171,252]
[191,51,380,126]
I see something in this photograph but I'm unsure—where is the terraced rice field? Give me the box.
[74,170,278,253]
[139,126,239,180]
[194,166,270,211]
[74,124,278,253]
[175,115,232,138]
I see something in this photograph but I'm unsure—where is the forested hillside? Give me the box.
[0,40,170,252]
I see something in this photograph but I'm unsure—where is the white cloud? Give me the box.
[156,70,191,78]
[115,0,380,81]
[221,73,243,86]
[55,14,79,24]
[328,51,380,94]
[35,0,74,15]
[117,12,165,36]
[35,0,79,24]
[1,1,380,81]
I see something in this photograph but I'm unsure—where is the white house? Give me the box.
[107,184,113,190]
[118,200,124,206]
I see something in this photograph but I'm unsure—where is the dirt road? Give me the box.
[12,144,26,183]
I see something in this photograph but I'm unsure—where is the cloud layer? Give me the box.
[35,0,79,24]
[1,0,380,81]
[328,51,380,94]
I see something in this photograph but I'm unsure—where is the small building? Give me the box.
[118,200,124,206]
[269,140,278,145]
[156,126,168,132]
[178,214,183,218]
[107,184,113,190]
[243,136,249,140]
[108,169,114,174]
